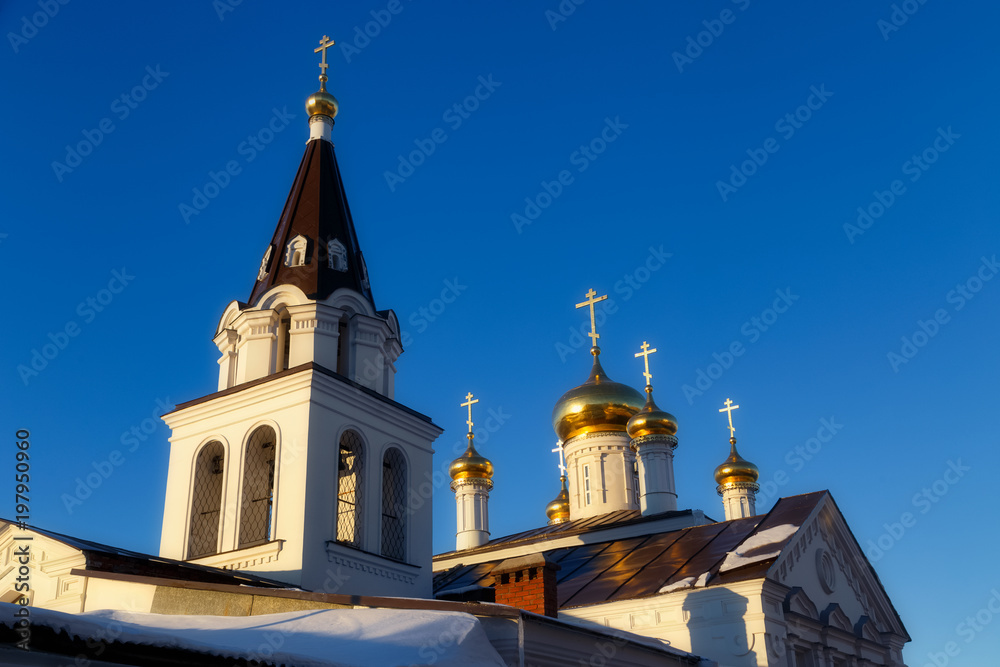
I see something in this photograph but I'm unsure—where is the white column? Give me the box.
[563,432,637,520]
[451,478,492,550]
[633,434,678,515]
[214,328,239,390]
[234,310,278,383]
[721,486,757,521]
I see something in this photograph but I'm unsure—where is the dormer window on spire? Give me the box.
[328,238,348,272]
[285,235,309,267]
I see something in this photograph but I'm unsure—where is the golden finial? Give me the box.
[634,341,657,387]
[461,392,479,436]
[719,398,740,442]
[314,35,335,90]
[576,288,608,354]
[551,441,567,477]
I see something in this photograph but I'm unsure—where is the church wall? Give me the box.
[298,374,437,598]
[160,373,315,585]
[559,579,777,667]
[82,578,156,614]
[563,431,639,520]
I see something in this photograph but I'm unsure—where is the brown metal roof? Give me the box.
[247,137,375,308]
[434,492,827,610]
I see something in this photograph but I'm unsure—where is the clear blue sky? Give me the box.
[3,1,998,663]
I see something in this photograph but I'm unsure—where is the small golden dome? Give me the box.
[545,476,570,525]
[306,88,339,119]
[552,350,645,442]
[626,386,678,439]
[449,436,493,481]
[714,439,759,486]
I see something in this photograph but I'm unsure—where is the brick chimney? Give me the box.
[491,553,560,617]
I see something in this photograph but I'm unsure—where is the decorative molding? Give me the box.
[631,434,678,449]
[191,540,283,571]
[327,238,348,272]
[816,548,836,593]
[325,544,418,585]
[257,245,272,281]
[285,234,309,267]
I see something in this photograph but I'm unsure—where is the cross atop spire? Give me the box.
[576,288,608,352]
[314,35,335,89]
[635,341,658,386]
[719,398,740,441]
[461,392,479,435]
[551,441,567,476]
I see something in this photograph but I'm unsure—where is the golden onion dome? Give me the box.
[449,436,494,481]
[552,350,646,442]
[545,476,571,525]
[714,439,759,486]
[626,386,678,439]
[306,87,339,119]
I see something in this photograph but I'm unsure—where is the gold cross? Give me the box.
[551,441,567,476]
[719,398,740,439]
[314,35,335,84]
[634,341,657,386]
[576,288,608,348]
[461,392,479,434]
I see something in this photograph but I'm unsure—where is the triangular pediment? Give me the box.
[0,522,87,611]
[765,492,909,642]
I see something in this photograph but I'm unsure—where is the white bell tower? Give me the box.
[158,37,442,597]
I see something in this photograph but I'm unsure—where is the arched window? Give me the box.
[188,441,225,558]
[381,448,407,560]
[276,308,291,372]
[336,315,349,376]
[327,238,348,272]
[285,235,308,267]
[336,430,364,548]
[239,426,277,548]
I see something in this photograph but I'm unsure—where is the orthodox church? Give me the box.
[0,38,910,667]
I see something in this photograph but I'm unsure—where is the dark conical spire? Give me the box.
[248,138,375,308]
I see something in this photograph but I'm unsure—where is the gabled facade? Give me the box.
[433,492,910,667]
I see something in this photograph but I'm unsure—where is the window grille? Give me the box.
[239,426,276,548]
[381,448,406,561]
[188,441,224,558]
[336,430,364,548]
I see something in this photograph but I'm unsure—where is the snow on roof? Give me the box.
[657,576,695,594]
[719,523,798,573]
[1,602,506,667]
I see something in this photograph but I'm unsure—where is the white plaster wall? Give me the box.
[564,431,639,520]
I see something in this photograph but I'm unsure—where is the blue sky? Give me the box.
[2,0,998,662]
